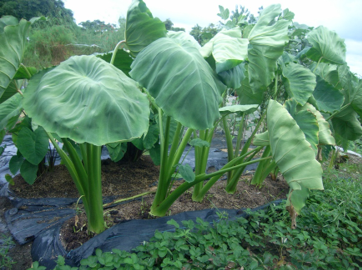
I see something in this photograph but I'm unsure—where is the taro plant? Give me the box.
[113,1,326,223]
[21,55,150,233]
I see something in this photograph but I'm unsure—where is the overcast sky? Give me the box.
[63,0,362,76]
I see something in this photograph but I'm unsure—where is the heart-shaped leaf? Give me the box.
[130,38,225,130]
[282,63,316,106]
[17,126,49,165]
[267,100,323,214]
[306,26,346,65]
[125,0,166,56]
[313,76,344,112]
[20,159,38,185]
[300,103,335,145]
[178,164,195,183]
[247,4,290,92]
[23,55,150,146]
[0,16,31,101]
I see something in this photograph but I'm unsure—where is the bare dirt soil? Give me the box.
[2,155,290,269]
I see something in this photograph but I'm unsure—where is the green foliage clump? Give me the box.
[0,234,16,269]
[33,166,362,269]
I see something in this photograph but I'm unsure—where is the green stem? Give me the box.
[225,150,259,193]
[86,144,105,233]
[313,57,323,73]
[234,113,245,157]
[46,133,90,217]
[110,40,125,65]
[167,122,182,168]
[273,74,278,99]
[62,139,89,196]
[151,128,193,213]
[152,155,272,215]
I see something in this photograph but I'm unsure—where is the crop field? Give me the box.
[0,0,361,269]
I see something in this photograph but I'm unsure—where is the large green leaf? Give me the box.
[282,63,316,106]
[0,16,31,101]
[0,92,22,131]
[313,76,344,112]
[306,26,346,65]
[23,55,150,146]
[300,103,335,146]
[17,126,49,165]
[247,4,290,92]
[125,0,166,56]
[20,159,38,185]
[267,100,323,213]
[130,38,225,130]
[332,108,362,141]
[338,65,362,118]
[206,28,249,73]
[285,99,319,155]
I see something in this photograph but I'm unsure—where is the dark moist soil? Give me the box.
[3,154,291,269]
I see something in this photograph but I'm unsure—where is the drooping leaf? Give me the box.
[5,174,14,185]
[285,99,319,155]
[178,164,195,183]
[267,100,323,214]
[189,138,210,148]
[247,4,290,92]
[237,66,265,105]
[149,143,160,165]
[0,129,5,144]
[106,142,127,162]
[17,126,49,165]
[218,63,245,89]
[332,108,362,141]
[253,131,270,146]
[9,151,24,175]
[313,76,344,112]
[282,63,316,106]
[311,62,340,89]
[306,26,346,65]
[143,123,160,149]
[96,49,134,77]
[125,0,166,56]
[338,65,362,118]
[0,93,23,131]
[219,104,258,116]
[20,159,38,185]
[300,103,335,145]
[23,55,150,146]
[0,16,31,101]
[130,38,225,130]
[209,28,249,73]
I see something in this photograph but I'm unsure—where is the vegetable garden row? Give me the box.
[0,0,361,241]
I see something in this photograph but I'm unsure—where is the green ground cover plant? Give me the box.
[29,160,362,269]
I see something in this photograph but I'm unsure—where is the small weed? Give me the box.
[0,234,16,269]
